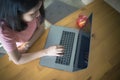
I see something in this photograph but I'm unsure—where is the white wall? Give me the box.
[81,0,94,5]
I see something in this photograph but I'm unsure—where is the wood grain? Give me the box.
[0,0,120,80]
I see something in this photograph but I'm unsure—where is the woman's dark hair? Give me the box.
[0,0,45,32]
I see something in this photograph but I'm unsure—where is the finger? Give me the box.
[56,54,63,56]
[57,53,64,56]
[57,50,64,53]
[56,47,64,52]
[56,45,64,49]
[18,43,28,48]
[24,46,29,50]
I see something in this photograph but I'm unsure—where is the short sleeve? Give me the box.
[0,22,17,53]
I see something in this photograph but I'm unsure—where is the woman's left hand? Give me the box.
[18,42,31,53]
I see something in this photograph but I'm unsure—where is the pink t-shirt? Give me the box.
[0,17,39,53]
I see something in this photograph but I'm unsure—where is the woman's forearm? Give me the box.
[9,45,64,65]
[17,50,46,64]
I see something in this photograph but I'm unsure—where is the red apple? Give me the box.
[76,15,88,28]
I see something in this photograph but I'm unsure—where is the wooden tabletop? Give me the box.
[0,0,120,80]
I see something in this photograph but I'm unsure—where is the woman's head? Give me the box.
[22,1,42,22]
[0,0,45,31]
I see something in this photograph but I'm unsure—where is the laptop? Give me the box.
[40,13,93,72]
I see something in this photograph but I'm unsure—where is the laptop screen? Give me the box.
[82,13,93,36]
[77,13,93,68]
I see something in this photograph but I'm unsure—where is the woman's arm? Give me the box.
[8,45,64,65]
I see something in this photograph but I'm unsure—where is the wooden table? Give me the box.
[0,0,120,80]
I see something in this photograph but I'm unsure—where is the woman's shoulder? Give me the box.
[0,20,15,43]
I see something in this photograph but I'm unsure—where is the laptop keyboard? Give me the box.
[55,31,75,65]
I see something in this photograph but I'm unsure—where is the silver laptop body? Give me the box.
[40,14,92,72]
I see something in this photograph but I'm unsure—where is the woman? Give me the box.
[0,0,64,65]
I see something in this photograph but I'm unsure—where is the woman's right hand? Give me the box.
[44,45,64,56]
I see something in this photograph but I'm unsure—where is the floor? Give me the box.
[104,0,120,13]
[44,0,85,9]
[44,0,86,28]
[0,0,120,80]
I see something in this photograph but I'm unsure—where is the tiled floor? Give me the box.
[44,0,85,9]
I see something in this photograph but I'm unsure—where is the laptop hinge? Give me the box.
[73,31,82,68]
